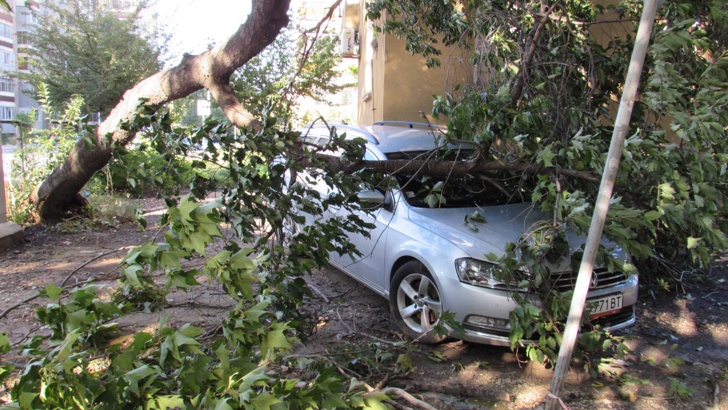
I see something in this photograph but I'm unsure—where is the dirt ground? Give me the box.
[0,196,726,409]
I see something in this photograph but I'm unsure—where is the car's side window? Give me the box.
[364,149,377,161]
[301,124,330,147]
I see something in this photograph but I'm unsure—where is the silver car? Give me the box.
[292,121,638,345]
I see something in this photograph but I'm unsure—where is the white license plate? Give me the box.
[588,294,623,318]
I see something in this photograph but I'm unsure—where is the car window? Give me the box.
[300,124,373,149]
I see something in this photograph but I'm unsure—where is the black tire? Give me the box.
[389,261,448,344]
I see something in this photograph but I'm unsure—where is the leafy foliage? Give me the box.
[232,28,355,125]
[4,0,727,406]
[100,131,198,197]
[4,7,394,409]
[2,108,390,408]
[22,0,163,115]
[367,0,727,368]
[6,85,86,224]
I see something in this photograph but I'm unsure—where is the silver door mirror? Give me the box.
[357,190,386,208]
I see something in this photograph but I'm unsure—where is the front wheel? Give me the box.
[389,261,448,344]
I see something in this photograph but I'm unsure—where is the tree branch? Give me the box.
[310,153,601,185]
[32,0,292,222]
[511,3,559,102]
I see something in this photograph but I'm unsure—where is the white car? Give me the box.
[290,121,638,345]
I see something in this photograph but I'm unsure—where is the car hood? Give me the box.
[406,202,592,267]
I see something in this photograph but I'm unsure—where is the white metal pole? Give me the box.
[544,1,661,408]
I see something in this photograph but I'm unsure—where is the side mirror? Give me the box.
[357,190,386,208]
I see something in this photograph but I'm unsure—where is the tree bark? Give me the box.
[31,0,291,223]
[313,153,601,185]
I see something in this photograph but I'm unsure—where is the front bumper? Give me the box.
[438,273,639,346]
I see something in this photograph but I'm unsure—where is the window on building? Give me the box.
[17,31,31,45]
[0,107,14,120]
[0,78,14,93]
[0,23,12,39]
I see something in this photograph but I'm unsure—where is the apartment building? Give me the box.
[0,0,19,136]
[0,0,141,140]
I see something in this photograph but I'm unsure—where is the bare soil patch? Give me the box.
[0,197,726,409]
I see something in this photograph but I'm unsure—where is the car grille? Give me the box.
[586,306,635,330]
[550,268,628,292]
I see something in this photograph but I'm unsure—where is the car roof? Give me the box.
[301,121,468,156]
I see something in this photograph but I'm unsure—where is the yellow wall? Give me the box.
[357,3,456,126]
[381,36,451,125]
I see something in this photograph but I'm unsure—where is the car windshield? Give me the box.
[395,172,534,208]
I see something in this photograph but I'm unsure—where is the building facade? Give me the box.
[0,0,18,136]
[0,0,141,140]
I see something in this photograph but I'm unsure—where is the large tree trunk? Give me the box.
[31,0,291,223]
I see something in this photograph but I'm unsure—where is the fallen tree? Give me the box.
[5,0,725,408]
[30,0,291,222]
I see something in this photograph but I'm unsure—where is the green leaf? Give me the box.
[18,392,38,409]
[54,330,80,362]
[537,145,557,167]
[189,232,210,255]
[396,354,413,372]
[261,323,292,357]
[214,398,235,410]
[43,284,64,301]
[124,365,159,395]
[686,237,701,249]
[159,250,183,269]
[238,367,269,399]
[427,351,447,362]
[0,333,10,354]
[147,396,186,410]
[644,210,662,221]
[424,194,439,208]
[230,248,255,271]
[250,392,281,410]
[122,265,144,287]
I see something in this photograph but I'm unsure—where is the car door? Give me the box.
[328,149,392,295]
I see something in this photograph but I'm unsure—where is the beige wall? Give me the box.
[357,4,454,126]
[357,12,384,125]
[591,0,633,47]
[381,36,450,125]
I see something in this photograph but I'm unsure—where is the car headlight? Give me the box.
[455,258,528,291]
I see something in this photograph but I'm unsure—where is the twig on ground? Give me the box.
[336,307,396,345]
[380,388,437,410]
[0,294,42,320]
[362,385,437,410]
[60,248,125,287]
[375,373,406,390]
[201,323,224,340]
[327,289,352,300]
[306,282,329,303]
[323,348,364,380]
[0,247,126,320]
[384,400,413,410]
